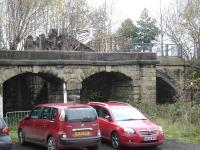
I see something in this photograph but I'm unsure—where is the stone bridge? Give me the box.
[0,50,185,116]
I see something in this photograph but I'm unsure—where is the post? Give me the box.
[190,82,193,106]
[160,0,164,56]
[63,82,67,103]
[165,44,169,56]
[0,84,3,117]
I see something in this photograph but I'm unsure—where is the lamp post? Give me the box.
[160,0,164,56]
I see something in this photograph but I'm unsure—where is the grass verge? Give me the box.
[155,118,200,145]
[10,128,18,143]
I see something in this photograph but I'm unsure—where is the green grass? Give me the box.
[10,128,18,143]
[155,118,200,145]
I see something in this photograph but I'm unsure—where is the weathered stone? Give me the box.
[0,50,186,114]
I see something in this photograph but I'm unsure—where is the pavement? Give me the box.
[13,139,200,150]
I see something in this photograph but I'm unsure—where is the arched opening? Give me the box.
[80,72,133,103]
[3,72,64,115]
[156,77,176,103]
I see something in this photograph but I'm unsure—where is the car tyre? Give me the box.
[47,136,58,150]
[18,129,26,145]
[87,145,99,150]
[111,132,121,149]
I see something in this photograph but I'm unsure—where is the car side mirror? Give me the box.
[105,115,112,121]
[24,115,30,120]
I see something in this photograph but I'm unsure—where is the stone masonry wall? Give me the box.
[0,51,159,115]
[140,65,157,103]
[0,64,154,105]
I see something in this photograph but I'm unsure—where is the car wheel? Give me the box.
[111,132,121,149]
[18,129,26,145]
[47,136,58,150]
[87,145,99,150]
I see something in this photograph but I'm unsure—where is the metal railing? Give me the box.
[5,110,30,128]
[87,37,183,57]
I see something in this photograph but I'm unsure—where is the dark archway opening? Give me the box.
[156,77,176,103]
[81,72,133,103]
[3,72,63,115]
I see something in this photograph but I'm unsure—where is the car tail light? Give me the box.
[2,127,9,135]
[97,129,101,136]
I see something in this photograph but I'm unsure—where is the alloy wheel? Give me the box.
[48,137,57,150]
[111,132,120,149]
[18,130,25,145]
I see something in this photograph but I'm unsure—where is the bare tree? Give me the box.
[183,0,200,58]
[88,1,114,52]
[0,0,49,50]
[43,0,89,35]
[0,0,112,51]
[165,0,200,60]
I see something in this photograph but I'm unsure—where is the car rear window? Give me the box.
[0,118,6,129]
[65,107,97,122]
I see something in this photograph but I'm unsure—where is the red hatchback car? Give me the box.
[18,103,101,150]
[88,101,164,149]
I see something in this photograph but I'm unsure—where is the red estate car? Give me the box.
[88,101,164,149]
[18,103,101,150]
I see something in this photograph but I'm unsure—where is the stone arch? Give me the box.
[156,70,179,103]
[2,71,64,115]
[80,71,134,103]
[0,66,65,85]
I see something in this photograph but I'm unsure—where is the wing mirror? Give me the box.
[105,115,112,121]
[24,114,30,120]
[24,116,30,120]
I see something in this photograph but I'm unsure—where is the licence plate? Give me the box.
[143,136,157,141]
[74,131,91,137]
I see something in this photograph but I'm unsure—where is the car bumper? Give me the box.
[0,135,12,150]
[120,133,164,147]
[58,136,101,149]
[0,143,12,150]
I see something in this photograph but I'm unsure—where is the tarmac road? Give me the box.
[13,139,200,150]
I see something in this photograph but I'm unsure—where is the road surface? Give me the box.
[13,140,200,150]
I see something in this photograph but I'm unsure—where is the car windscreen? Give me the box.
[65,107,97,122]
[0,118,6,129]
[111,106,146,121]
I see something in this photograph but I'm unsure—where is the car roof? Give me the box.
[36,102,91,109]
[88,101,131,108]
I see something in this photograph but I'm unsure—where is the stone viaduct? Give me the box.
[0,50,185,116]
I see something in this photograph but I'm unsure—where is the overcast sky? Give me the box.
[87,0,174,31]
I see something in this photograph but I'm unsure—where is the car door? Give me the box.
[98,107,113,139]
[23,107,42,141]
[34,107,52,143]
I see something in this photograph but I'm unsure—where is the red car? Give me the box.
[18,103,101,150]
[88,101,164,149]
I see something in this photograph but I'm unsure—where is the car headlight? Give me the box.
[60,134,67,140]
[158,126,163,132]
[124,128,135,134]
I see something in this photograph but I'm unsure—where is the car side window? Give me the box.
[99,108,110,119]
[41,107,52,120]
[51,108,58,121]
[91,106,101,117]
[30,107,42,120]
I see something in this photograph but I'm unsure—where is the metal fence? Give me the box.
[5,110,30,129]
[87,37,183,57]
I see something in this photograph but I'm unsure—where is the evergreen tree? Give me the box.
[136,8,160,43]
[117,18,138,40]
